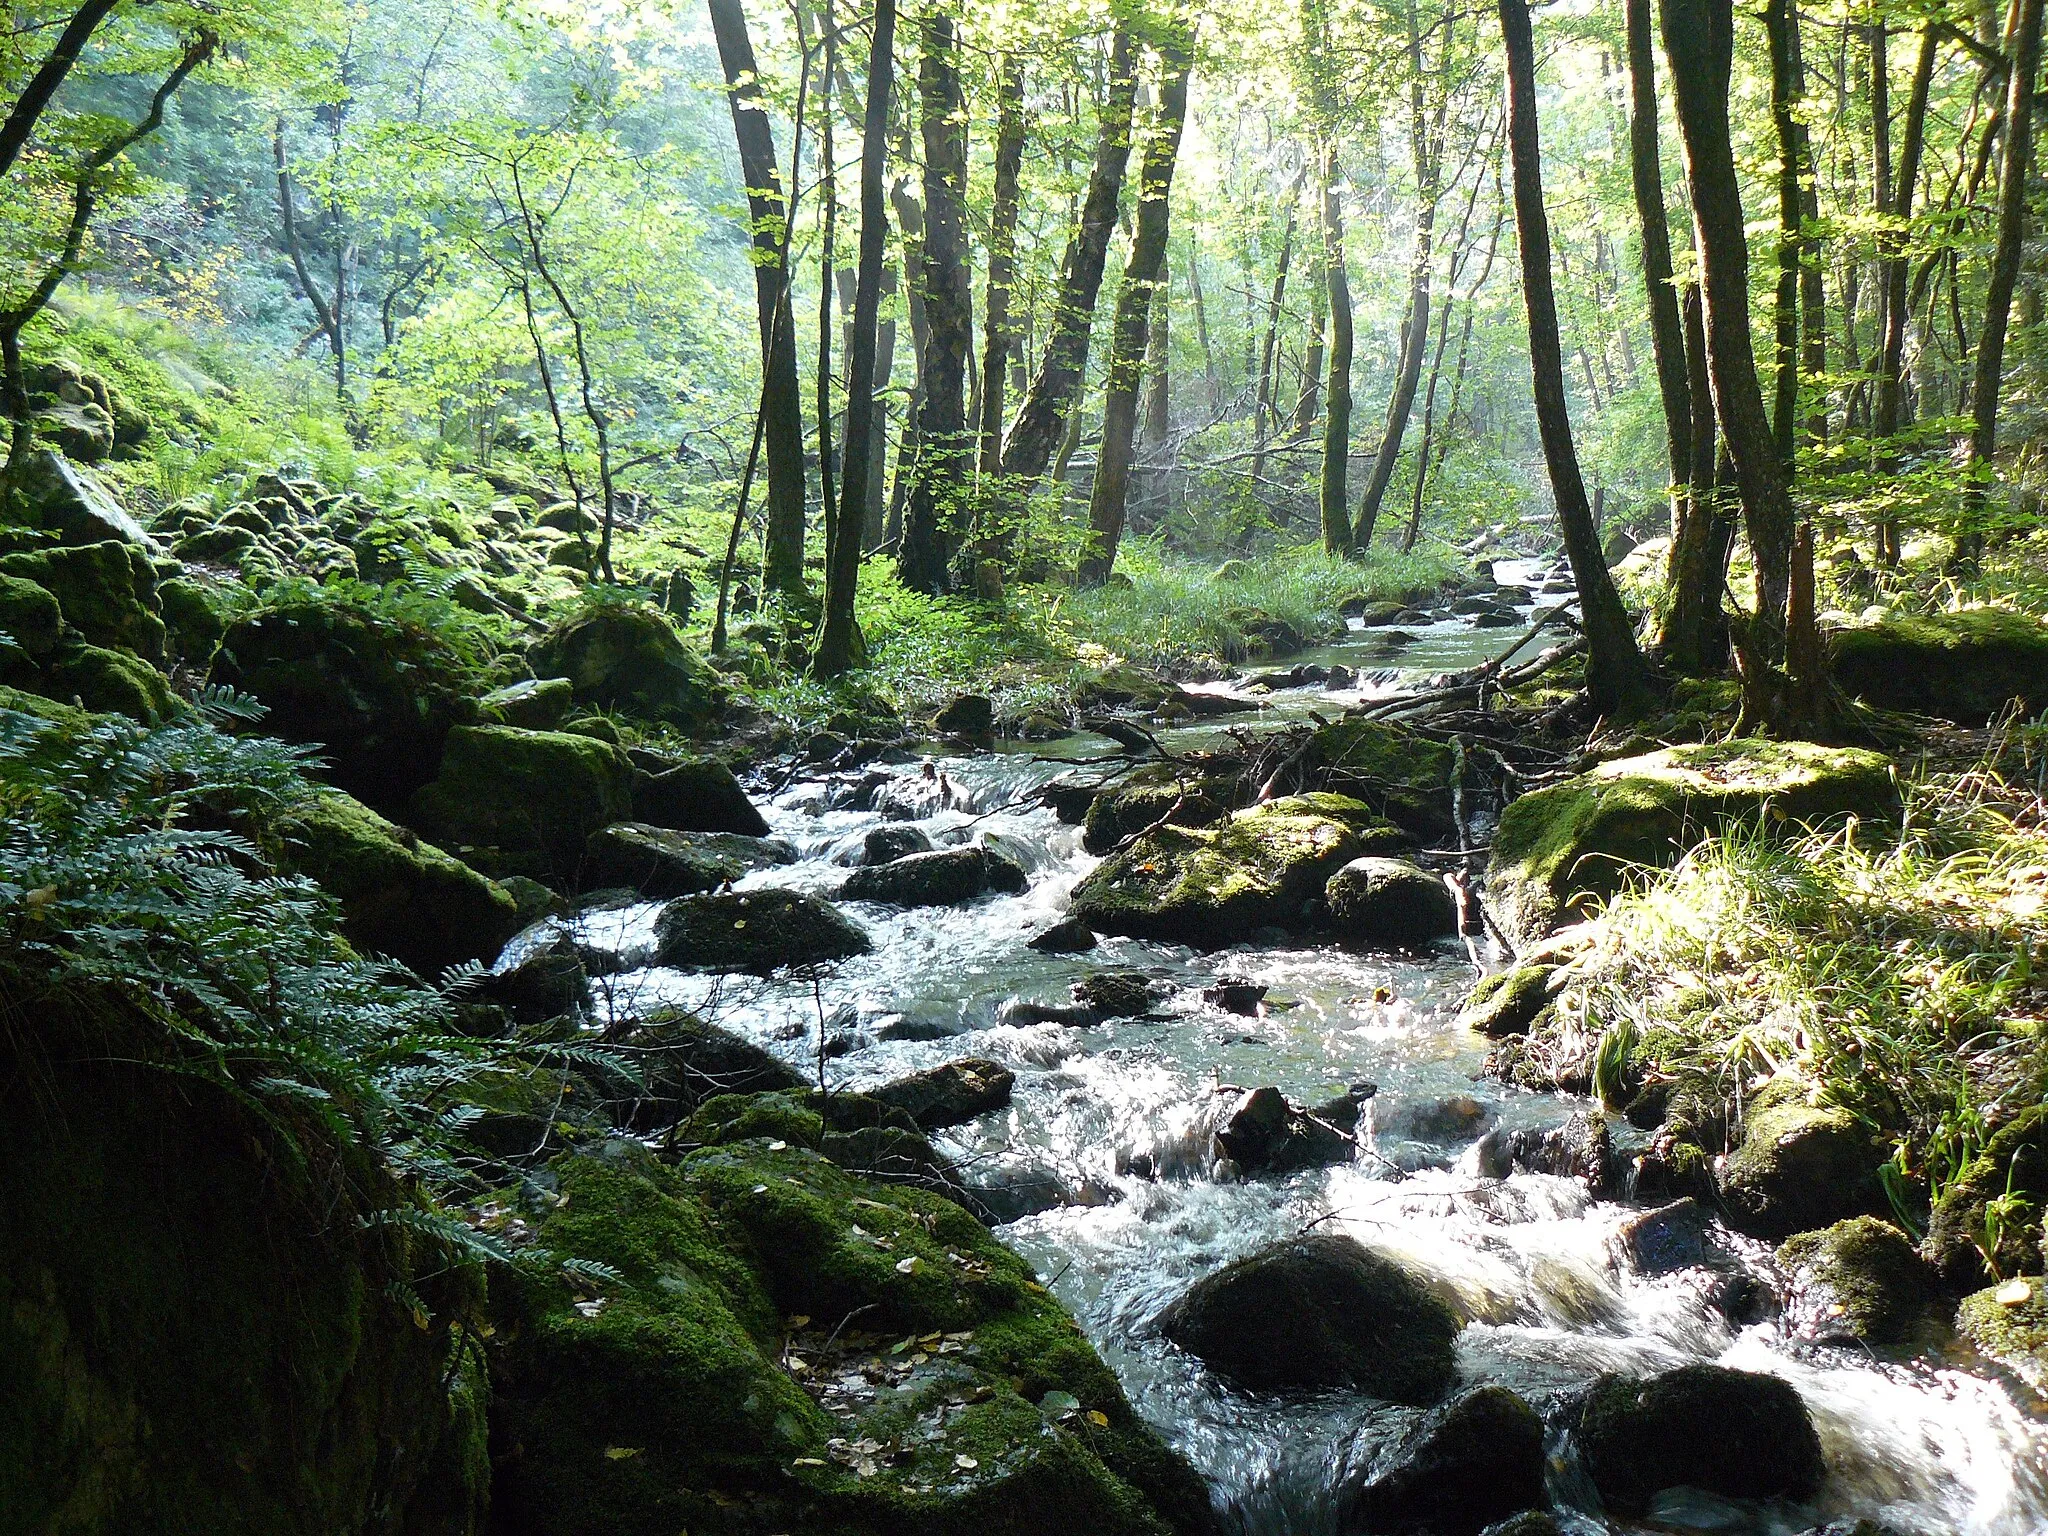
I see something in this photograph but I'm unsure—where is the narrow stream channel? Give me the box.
[573,559,2048,1535]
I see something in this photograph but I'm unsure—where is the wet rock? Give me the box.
[1157,1233,1460,1401]
[1456,964,1559,1037]
[1339,1385,1547,1536]
[969,1164,1092,1222]
[1612,1197,1713,1274]
[1045,780,1099,823]
[410,724,635,885]
[527,602,724,726]
[803,729,850,763]
[1575,1364,1824,1517]
[860,823,931,865]
[1325,664,1356,691]
[1779,1216,1930,1345]
[11,449,159,548]
[840,844,1028,906]
[932,691,994,736]
[868,1058,1016,1130]
[1478,1517,1561,1536]
[1072,970,1161,1018]
[1450,595,1504,616]
[1308,1083,1378,1135]
[1213,1086,1353,1176]
[1718,1079,1886,1241]
[1325,856,1458,948]
[1082,761,1240,855]
[1028,916,1098,953]
[1486,741,1900,947]
[1469,1111,1613,1195]
[278,788,519,978]
[996,998,1101,1029]
[1955,1278,2048,1395]
[1923,1103,2048,1289]
[630,754,771,838]
[478,923,591,1026]
[1070,794,1389,949]
[1202,977,1267,1015]
[582,822,793,898]
[1349,600,1409,626]
[1829,607,2048,723]
[652,888,871,972]
[1293,718,1455,843]
[1383,1094,1496,1144]
[478,676,574,730]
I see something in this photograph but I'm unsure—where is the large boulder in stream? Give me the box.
[841,843,1029,906]
[488,1138,1216,1536]
[410,724,635,885]
[1325,856,1459,949]
[1156,1233,1459,1402]
[1338,1386,1548,1536]
[1575,1364,1824,1517]
[1485,741,1899,946]
[1778,1216,1931,1345]
[630,752,771,837]
[1718,1079,1887,1241]
[653,888,871,972]
[582,822,793,898]
[528,601,725,726]
[1071,794,1403,949]
[1956,1280,2048,1396]
[1294,718,1458,843]
[1081,761,1245,855]
[1829,608,2048,723]
[869,1058,1016,1130]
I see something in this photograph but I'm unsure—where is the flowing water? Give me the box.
[578,559,2048,1535]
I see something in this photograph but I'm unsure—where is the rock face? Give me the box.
[1778,1217,1930,1345]
[860,823,932,865]
[631,754,771,838]
[1339,1386,1548,1536]
[528,603,724,725]
[10,449,160,548]
[1718,1080,1886,1241]
[1,978,486,1535]
[1923,1104,2048,1288]
[479,675,574,729]
[1575,1364,1825,1517]
[1830,608,2048,723]
[607,1010,806,1130]
[868,1059,1016,1130]
[653,888,872,972]
[489,1138,1215,1536]
[840,844,1029,907]
[411,725,636,885]
[213,592,473,811]
[279,788,520,977]
[1325,857,1458,948]
[1072,794,1400,948]
[1486,741,1899,946]
[582,822,793,898]
[1155,1233,1460,1402]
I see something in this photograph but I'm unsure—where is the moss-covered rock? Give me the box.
[0,972,487,1535]
[277,788,520,978]
[8,448,160,549]
[1955,1280,2048,1395]
[841,845,1029,907]
[479,675,574,730]
[1829,608,2048,723]
[869,1060,1016,1131]
[212,590,476,811]
[605,1010,805,1131]
[29,637,178,721]
[1456,964,1559,1038]
[1070,795,1401,949]
[1485,740,1899,946]
[1718,1080,1886,1241]
[582,822,793,898]
[0,572,63,661]
[489,1139,1213,1536]
[1324,855,1458,949]
[1081,762,1244,855]
[1155,1233,1459,1402]
[1296,717,1458,842]
[155,575,228,664]
[1923,1104,2048,1289]
[1575,1364,1824,1517]
[0,539,164,661]
[652,888,872,972]
[529,603,725,727]
[410,725,636,885]
[631,754,772,837]
[1778,1217,1930,1345]
[1338,1385,1547,1536]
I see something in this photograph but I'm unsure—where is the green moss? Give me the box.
[1830,607,2048,722]
[529,601,725,726]
[1924,1104,2048,1289]
[31,639,178,722]
[1956,1281,2048,1395]
[0,574,62,658]
[1719,1080,1885,1240]
[155,577,227,664]
[1777,1216,1929,1343]
[409,724,635,884]
[1081,762,1239,855]
[1457,964,1557,1037]
[1486,740,1899,945]
[1299,718,1457,840]
[0,540,163,662]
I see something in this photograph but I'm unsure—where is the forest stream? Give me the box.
[519,563,2048,1536]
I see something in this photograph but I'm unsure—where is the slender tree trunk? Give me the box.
[1765,0,1803,467]
[1406,199,1503,552]
[709,0,808,597]
[816,6,838,580]
[1249,174,1303,490]
[1142,268,1171,449]
[1318,141,1355,555]
[886,172,927,548]
[1080,30,1193,585]
[1664,279,1723,672]
[1663,0,1797,664]
[1294,248,1328,430]
[1875,26,1935,563]
[1189,238,1222,415]
[1962,0,2045,566]
[274,120,348,406]
[1499,0,1654,715]
[865,257,898,549]
[1625,0,1693,532]
[899,5,974,593]
[977,54,1027,480]
[999,30,1138,482]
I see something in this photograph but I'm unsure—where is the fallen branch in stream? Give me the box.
[1353,635,1587,722]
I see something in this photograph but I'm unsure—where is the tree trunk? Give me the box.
[1662,0,1797,664]
[1663,279,1724,672]
[1318,143,1355,555]
[708,0,808,597]
[1624,0,1693,533]
[1248,174,1303,491]
[1764,0,1802,466]
[1875,26,1935,563]
[999,30,1138,482]
[865,257,898,549]
[976,54,1027,480]
[899,5,974,593]
[1962,0,2045,565]
[815,4,838,577]
[1189,239,1222,415]
[1499,0,1654,715]
[1142,266,1171,449]
[1079,30,1193,586]
[885,172,928,549]
[1294,248,1328,431]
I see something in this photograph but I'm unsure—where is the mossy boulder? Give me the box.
[1082,762,1244,855]
[1456,964,1559,1038]
[631,754,771,837]
[653,888,872,972]
[1155,1233,1460,1402]
[605,1010,805,1131]
[277,788,520,978]
[1338,1386,1547,1536]
[1070,794,1400,949]
[489,1140,1214,1536]
[29,638,177,722]
[0,539,164,662]
[410,725,636,885]
[479,675,574,730]
[212,591,476,811]
[1485,740,1898,946]
[1297,717,1458,842]
[1718,1080,1887,1241]
[1829,608,2048,723]
[0,573,62,659]
[155,576,228,664]
[8,448,160,549]
[1324,855,1458,949]
[1575,1364,1824,1517]
[1778,1217,1930,1345]
[1923,1104,2048,1289]
[1955,1280,2048,1395]
[529,603,725,727]
[0,973,487,1535]
[582,822,793,898]
[869,1059,1016,1131]
[841,845,1029,907]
